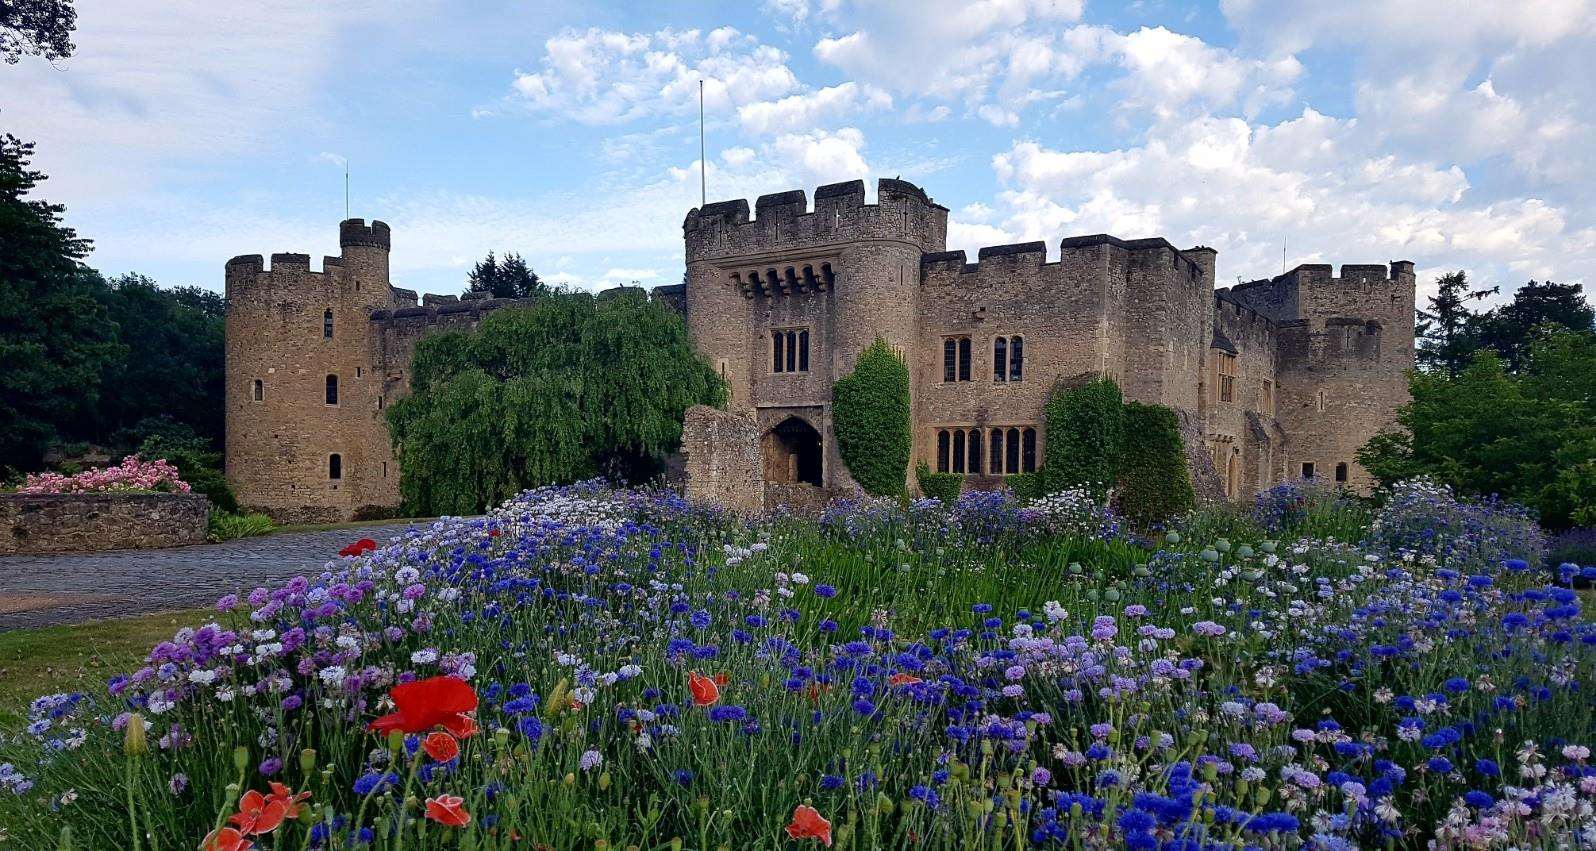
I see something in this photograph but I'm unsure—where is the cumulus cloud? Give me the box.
[508,26,800,124]
[737,82,892,135]
[985,112,1588,289]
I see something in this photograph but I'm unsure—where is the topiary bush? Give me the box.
[1005,472,1042,502]
[915,462,962,503]
[1042,378,1123,500]
[833,338,911,496]
[1116,401,1194,527]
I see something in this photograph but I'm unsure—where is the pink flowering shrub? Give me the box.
[17,455,190,495]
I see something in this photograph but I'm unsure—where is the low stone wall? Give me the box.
[0,493,211,555]
[681,405,765,514]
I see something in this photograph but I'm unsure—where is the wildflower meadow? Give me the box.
[0,479,1591,849]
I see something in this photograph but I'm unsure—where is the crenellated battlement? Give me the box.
[921,234,1208,285]
[683,177,948,262]
[339,218,391,250]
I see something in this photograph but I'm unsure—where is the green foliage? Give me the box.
[1116,401,1194,527]
[1041,378,1123,499]
[1416,271,1496,377]
[96,274,225,446]
[1360,331,1596,529]
[0,0,77,64]
[1475,279,1595,373]
[387,291,724,515]
[1005,472,1042,502]
[832,338,911,496]
[464,250,546,300]
[134,420,237,513]
[206,510,273,543]
[0,132,120,475]
[915,462,962,503]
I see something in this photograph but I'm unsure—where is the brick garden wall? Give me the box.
[0,493,211,554]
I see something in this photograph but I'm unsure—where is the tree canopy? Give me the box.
[96,273,225,447]
[1,0,76,64]
[1360,330,1596,529]
[465,251,546,300]
[386,291,724,515]
[1041,377,1123,500]
[0,132,120,474]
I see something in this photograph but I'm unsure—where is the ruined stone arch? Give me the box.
[763,415,823,487]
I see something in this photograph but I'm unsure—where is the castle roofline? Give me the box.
[683,176,948,229]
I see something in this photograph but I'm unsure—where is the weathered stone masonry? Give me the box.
[225,178,1415,520]
[1,493,210,554]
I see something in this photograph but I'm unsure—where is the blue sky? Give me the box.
[7,0,1594,301]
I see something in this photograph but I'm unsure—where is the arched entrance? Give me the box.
[764,416,823,487]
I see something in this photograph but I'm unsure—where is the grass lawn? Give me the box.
[271,516,436,535]
[0,608,210,727]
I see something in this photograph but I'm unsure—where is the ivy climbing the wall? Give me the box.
[1116,400,1196,526]
[832,338,911,497]
[1041,377,1124,500]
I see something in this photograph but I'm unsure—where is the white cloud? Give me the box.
[508,26,800,124]
[737,82,892,135]
[766,128,872,185]
[1111,27,1301,119]
[985,113,1590,290]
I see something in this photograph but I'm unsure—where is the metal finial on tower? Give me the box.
[345,157,350,221]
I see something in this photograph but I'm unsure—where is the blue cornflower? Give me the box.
[708,705,749,723]
[690,610,712,629]
[820,774,845,790]
[1463,790,1493,808]
[672,769,694,787]
[815,584,837,598]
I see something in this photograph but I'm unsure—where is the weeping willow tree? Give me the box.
[386,291,725,515]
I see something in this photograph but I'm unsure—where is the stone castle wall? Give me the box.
[226,177,1416,520]
[1,493,210,554]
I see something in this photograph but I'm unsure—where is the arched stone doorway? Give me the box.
[764,416,823,486]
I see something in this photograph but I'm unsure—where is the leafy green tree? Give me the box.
[0,132,120,474]
[1360,330,1596,529]
[1115,402,1194,527]
[465,251,546,299]
[1,0,76,63]
[386,291,723,515]
[96,273,225,446]
[1416,271,1495,376]
[832,339,911,497]
[1475,280,1594,372]
[1041,377,1123,500]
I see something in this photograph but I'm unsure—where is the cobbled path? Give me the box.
[0,524,420,631]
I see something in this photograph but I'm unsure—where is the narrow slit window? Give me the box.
[252,379,263,402]
[937,430,951,473]
[328,453,342,480]
[773,330,785,372]
[1022,427,1037,473]
[958,338,972,381]
[1005,427,1020,475]
[943,339,957,382]
[990,429,1003,475]
[967,429,982,474]
[325,374,339,405]
[994,337,1008,382]
[323,309,333,339]
[952,429,966,473]
[785,330,797,373]
[798,330,809,372]
[1009,336,1024,381]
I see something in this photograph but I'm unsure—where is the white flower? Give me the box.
[411,649,438,665]
[318,666,347,685]
[187,669,217,686]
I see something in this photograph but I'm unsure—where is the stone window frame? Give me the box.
[771,326,811,375]
[252,378,264,402]
[323,309,334,339]
[941,336,973,383]
[934,426,984,474]
[1260,378,1275,418]
[1300,461,1316,479]
[992,334,1025,383]
[1214,352,1238,403]
[325,374,340,406]
[1335,461,1349,483]
[328,453,343,481]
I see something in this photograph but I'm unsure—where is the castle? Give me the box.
[224,178,1415,521]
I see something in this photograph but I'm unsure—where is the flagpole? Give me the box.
[699,80,706,206]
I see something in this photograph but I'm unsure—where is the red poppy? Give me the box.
[338,538,379,558]
[425,794,472,827]
[265,782,311,819]
[889,673,922,687]
[488,528,502,538]
[442,713,479,739]
[786,804,833,846]
[687,671,720,707]
[423,731,460,762]
[227,790,287,836]
[200,827,253,851]
[713,673,730,686]
[368,676,478,736]
[805,682,831,703]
